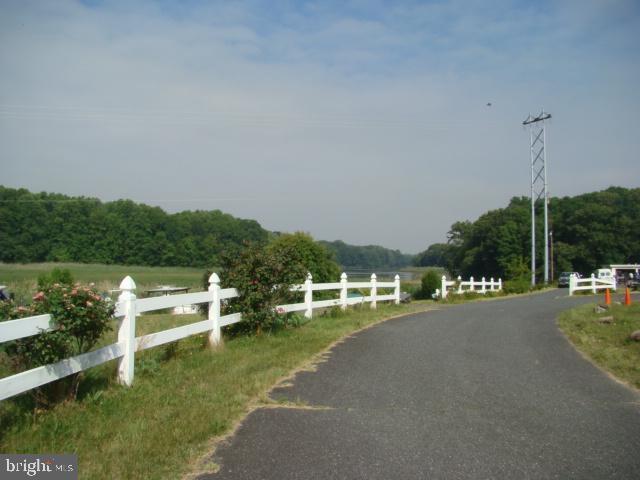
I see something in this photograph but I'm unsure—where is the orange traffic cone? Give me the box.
[624,287,632,306]
[604,289,611,305]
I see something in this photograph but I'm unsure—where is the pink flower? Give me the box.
[33,291,45,301]
[86,301,93,307]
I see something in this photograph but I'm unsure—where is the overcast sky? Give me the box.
[1,0,639,253]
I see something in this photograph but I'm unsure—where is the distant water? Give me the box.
[342,269,416,281]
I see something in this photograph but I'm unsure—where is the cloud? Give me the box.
[1,0,639,252]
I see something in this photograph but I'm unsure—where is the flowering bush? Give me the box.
[5,282,114,406]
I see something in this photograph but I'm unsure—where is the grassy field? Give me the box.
[0,262,208,305]
[0,301,435,479]
[558,302,640,390]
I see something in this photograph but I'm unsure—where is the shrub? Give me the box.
[503,277,531,295]
[220,243,307,335]
[5,282,114,407]
[37,267,74,289]
[417,270,441,299]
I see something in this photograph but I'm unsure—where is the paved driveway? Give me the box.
[199,291,640,479]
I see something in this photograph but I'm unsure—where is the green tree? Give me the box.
[268,232,341,283]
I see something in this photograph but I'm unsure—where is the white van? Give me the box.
[596,268,613,281]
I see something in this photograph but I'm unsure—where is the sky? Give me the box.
[1,0,639,253]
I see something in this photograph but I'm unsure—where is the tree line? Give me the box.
[414,187,640,280]
[0,186,267,267]
[319,240,414,270]
[0,186,415,270]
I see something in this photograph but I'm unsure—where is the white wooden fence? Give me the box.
[0,272,400,401]
[439,275,502,299]
[569,273,616,296]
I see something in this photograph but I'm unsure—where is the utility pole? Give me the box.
[549,230,554,282]
[523,110,551,286]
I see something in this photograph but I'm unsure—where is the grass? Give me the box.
[557,302,640,390]
[0,301,434,479]
[0,262,208,305]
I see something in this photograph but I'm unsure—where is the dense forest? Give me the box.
[0,186,268,267]
[319,240,414,269]
[0,186,414,270]
[415,187,640,280]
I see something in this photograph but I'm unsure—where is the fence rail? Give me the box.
[439,275,502,299]
[0,272,400,401]
[569,274,616,295]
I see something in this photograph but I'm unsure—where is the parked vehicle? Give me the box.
[558,272,580,288]
[596,268,614,281]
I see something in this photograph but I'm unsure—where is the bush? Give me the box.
[37,267,74,289]
[417,270,441,299]
[4,282,114,407]
[220,243,307,335]
[502,277,531,295]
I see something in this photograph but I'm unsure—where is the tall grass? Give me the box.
[0,262,207,305]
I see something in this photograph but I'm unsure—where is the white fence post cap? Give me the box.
[307,272,313,281]
[457,276,462,281]
[209,272,220,284]
[120,276,136,290]
[371,273,377,280]
[341,272,347,280]
[395,274,400,280]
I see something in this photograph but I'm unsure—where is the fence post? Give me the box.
[591,274,596,294]
[569,274,576,296]
[469,276,475,292]
[117,276,136,387]
[394,274,401,304]
[481,276,486,294]
[340,272,348,310]
[208,273,221,347]
[490,277,495,292]
[457,276,462,294]
[370,273,377,309]
[305,272,313,319]
[498,278,502,291]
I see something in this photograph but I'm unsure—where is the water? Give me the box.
[342,268,416,281]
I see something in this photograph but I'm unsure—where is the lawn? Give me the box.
[557,302,640,390]
[0,301,434,479]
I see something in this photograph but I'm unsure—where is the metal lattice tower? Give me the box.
[523,110,551,286]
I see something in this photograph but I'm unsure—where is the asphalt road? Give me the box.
[199,291,640,479]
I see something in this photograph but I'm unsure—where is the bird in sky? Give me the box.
[486,102,492,107]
